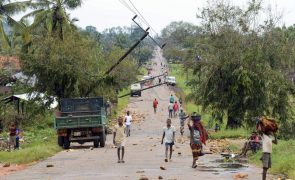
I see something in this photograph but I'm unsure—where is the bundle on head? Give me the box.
[190,112,208,145]
[191,112,201,122]
[257,116,278,134]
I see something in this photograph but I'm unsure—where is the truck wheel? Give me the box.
[63,137,70,149]
[99,131,106,147]
[58,136,64,147]
[138,92,141,97]
[94,139,99,148]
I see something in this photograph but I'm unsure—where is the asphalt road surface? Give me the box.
[3,48,263,180]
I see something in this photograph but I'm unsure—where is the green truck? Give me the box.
[55,97,107,149]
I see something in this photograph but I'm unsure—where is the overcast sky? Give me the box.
[70,0,295,35]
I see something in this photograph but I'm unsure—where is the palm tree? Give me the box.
[22,0,82,40]
[0,0,32,51]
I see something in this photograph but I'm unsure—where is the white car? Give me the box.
[165,76,176,86]
[130,83,141,97]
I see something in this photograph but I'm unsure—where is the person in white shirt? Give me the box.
[168,103,173,118]
[125,111,132,137]
[161,119,176,162]
[258,124,278,180]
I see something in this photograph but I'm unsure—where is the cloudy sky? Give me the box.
[70,0,295,34]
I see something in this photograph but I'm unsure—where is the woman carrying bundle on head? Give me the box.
[187,113,208,168]
[256,116,278,180]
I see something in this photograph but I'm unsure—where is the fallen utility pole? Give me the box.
[104,29,149,75]
[131,72,168,84]
[85,28,150,96]
[118,82,167,98]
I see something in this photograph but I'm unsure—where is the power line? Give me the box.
[117,0,164,47]
[118,0,136,15]
[127,0,158,35]
[117,0,159,36]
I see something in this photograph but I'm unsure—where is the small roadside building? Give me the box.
[1,92,58,114]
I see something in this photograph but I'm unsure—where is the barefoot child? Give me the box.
[188,114,208,168]
[161,119,176,162]
[113,117,126,163]
[257,122,278,180]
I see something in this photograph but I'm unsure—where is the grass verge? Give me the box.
[208,128,249,139]
[250,140,295,179]
[0,128,61,164]
[169,64,199,113]
[117,88,130,114]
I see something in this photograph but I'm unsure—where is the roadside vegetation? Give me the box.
[0,0,154,165]
[169,45,295,180]
[0,112,61,164]
[169,63,200,114]
[163,1,295,178]
[0,128,60,164]
[170,63,251,139]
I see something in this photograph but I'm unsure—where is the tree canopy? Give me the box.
[159,0,295,133]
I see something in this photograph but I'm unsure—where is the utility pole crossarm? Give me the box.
[132,15,166,49]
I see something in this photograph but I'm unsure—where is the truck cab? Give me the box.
[55,97,107,149]
[130,83,141,97]
[165,76,176,86]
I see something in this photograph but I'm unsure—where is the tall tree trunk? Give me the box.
[226,109,243,129]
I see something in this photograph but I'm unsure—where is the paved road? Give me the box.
[3,48,263,180]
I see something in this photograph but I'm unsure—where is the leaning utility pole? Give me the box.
[85,27,150,96]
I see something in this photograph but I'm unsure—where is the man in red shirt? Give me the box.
[173,101,179,117]
[153,98,159,114]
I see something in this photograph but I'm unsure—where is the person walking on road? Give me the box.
[161,119,176,162]
[168,103,173,118]
[188,114,208,168]
[173,101,179,117]
[169,94,175,104]
[113,117,126,163]
[257,123,278,180]
[125,111,132,137]
[179,109,189,136]
[153,98,159,114]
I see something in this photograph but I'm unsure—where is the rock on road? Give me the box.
[3,48,263,180]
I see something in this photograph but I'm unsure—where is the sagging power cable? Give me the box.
[117,0,158,36]
[117,0,166,48]
[118,0,137,15]
[128,0,158,35]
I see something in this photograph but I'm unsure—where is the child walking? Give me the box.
[113,117,126,163]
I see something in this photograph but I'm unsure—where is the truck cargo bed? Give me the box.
[55,115,106,129]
